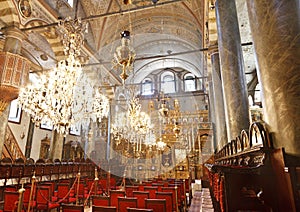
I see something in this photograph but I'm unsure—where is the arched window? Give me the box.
[161,71,175,93]
[67,0,74,7]
[141,78,153,95]
[184,73,196,91]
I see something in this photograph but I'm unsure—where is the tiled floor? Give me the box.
[188,188,214,212]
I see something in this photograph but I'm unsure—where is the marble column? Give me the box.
[215,0,250,142]
[246,0,300,156]
[208,80,216,149]
[87,122,96,159]
[0,27,27,155]
[49,131,64,160]
[210,52,228,151]
[0,107,9,154]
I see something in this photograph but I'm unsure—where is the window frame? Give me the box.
[160,71,176,94]
[184,73,196,92]
[141,77,154,96]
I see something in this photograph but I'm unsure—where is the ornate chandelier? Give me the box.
[127,96,152,134]
[72,74,110,133]
[156,138,167,151]
[18,56,81,135]
[113,31,136,83]
[18,17,109,134]
[112,96,152,141]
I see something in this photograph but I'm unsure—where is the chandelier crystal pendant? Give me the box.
[111,92,153,156]
[58,17,88,58]
[18,54,83,134]
[127,96,152,135]
[113,31,136,84]
[18,17,109,135]
[156,137,166,151]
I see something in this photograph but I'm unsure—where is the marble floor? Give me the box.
[188,188,214,212]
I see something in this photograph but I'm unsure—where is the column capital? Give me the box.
[4,26,27,43]
[3,26,27,54]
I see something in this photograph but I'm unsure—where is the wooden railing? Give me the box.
[205,122,294,212]
[0,158,97,186]
[3,126,25,161]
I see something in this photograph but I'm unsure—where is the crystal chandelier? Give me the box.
[18,17,109,134]
[156,138,166,151]
[57,17,87,58]
[113,31,136,83]
[72,74,110,133]
[127,96,152,134]
[112,96,152,140]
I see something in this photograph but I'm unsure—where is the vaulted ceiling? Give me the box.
[0,0,256,93]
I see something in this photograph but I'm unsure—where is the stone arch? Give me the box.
[24,19,65,60]
[0,0,20,27]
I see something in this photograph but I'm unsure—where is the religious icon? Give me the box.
[19,0,32,18]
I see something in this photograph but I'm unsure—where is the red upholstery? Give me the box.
[138,184,144,191]
[143,187,158,199]
[125,186,139,197]
[151,183,163,192]
[110,178,117,190]
[145,199,166,212]
[57,183,76,204]
[75,182,89,203]
[99,179,108,192]
[163,181,169,187]
[92,195,110,206]
[2,191,19,212]
[142,181,152,186]
[155,192,173,212]
[132,191,149,208]
[110,190,125,207]
[36,186,60,211]
[118,197,138,212]
[23,186,37,211]
[40,182,57,201]
[87,179,102,195]
[4,185,17,191]
[92,205,117,212]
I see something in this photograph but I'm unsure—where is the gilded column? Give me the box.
[215,0,250,142]
[246,0,300,155]
[210,51,228,151]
